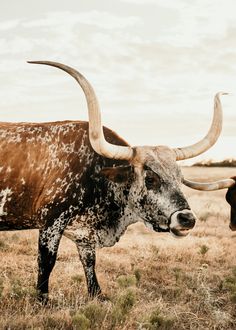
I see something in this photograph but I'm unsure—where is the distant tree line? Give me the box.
[192,159,236,167]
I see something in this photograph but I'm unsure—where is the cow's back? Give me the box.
[0,121,129,230]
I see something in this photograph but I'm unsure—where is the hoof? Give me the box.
[37,292,49,305]
[88,291,110,302]
[97,293,110,302]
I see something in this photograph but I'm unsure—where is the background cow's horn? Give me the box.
[183,178,235,191]
[28,61,134,161]
[174,92,228,160]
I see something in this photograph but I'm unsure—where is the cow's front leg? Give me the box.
[37,228,62,303]
[76,244,102,298]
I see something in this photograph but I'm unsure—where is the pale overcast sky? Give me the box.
[0,0,236,163]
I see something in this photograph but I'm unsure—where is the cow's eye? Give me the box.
[145,177,154,190]
[145,171,161,190]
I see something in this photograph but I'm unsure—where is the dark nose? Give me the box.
[177,212,195,229]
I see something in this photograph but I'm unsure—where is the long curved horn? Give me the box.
[28,61,133,161]
[174,92,228,160]
[183,178,235,191]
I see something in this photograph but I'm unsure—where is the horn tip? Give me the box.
[216,91,229,97]
[27,61,43,64]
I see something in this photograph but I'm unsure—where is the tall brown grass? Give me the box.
[1,167,236,329]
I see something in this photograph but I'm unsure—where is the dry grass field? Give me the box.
[1,166,236,330]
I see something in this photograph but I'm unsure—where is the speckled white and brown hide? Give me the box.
[0,121,128,229]
[0,120,193,301]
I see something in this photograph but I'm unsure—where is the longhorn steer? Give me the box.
[183,175,236,230]
[0,61,226,301]
[226,179,236,230]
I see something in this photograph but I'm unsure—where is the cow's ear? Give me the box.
[100,166,133,183]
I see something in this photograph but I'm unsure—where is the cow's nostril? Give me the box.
[177,212,195,228]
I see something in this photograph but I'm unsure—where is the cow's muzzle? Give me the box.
[169,209,196,237]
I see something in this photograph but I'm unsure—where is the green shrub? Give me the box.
[71,274,83,284]
[232,266,236,277]
[82,302,106,328]
[150,245,160,256]
[230,292,236,303]
[172,267,182,283]
[110,305,125,327]
[10,279,27,299]
[72,313,90,330]
[134,269,141,284]
[43,314,72,329]
[110,289,136,327]
[117,275,137,288]
[117,288,136,312]
[146,309,174,330]
[0,278,3,298]
[0,239,8,251]
[199,245,209,256]
[224,268,236,303]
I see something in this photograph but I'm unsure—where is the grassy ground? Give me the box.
[1,167,236,329]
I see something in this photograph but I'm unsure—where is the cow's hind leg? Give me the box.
[37,228,62,303]
[76,244,102,298]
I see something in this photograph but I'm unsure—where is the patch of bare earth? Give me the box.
[1,167,236,329]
